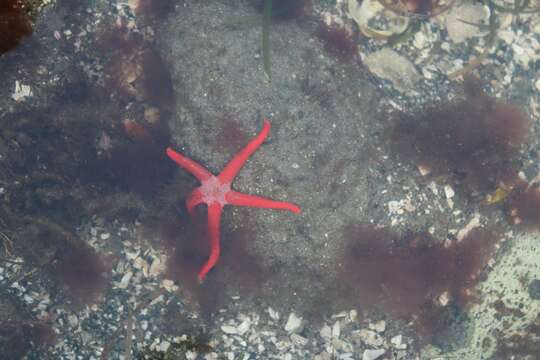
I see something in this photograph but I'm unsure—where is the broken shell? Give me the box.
[221,325,238,335]
[362,348,386,360]
[348,0,409,40]
[320,324,332,340]
[418,164,431,176]
[290,333,308,347]
[445,2,490,43]
[284,313,303,334]
[352,329,385,347]
[267,307,280,321]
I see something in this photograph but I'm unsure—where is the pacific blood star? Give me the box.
[166,120,301,282]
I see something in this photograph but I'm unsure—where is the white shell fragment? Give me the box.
[267,307,280,321]
[364,49,420,92]
[290,333,308,347]
[236,319,251,336]
[332,321,341,339]
[221,318,251,336]
[444,185,455,209]
[221,325,238,335]
[12,81,33,102]
[418,164,431,176]
[446,3,490,43]
[284,313,303,334]
[319,324,332,340]
[133,257,149,276]
[348,0,409,39]
[117,272,132,289]
[149,256,166,276]
[369,320,386,333]
[160,279,177,292]
[391,334,407,349]
[456,213,481,242]
[352,329,385,347]
[348,310,357,322]
[362,349,386,360]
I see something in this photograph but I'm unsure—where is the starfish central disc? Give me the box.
[200,176,231,206]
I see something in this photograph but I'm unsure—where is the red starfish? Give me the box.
[166,120,301,282]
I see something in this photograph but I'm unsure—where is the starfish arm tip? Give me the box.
[218,119,272,183]
[165,147,175,157]
[227,191,301,213]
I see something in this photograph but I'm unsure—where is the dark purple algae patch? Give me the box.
[162,212,211,290]
[135,0,176,20]
[102,121,175,197]
[0,321,57,358]
[55,244,108,303]
[212,116,249,155]
[0,0,32,54]
[160,208,268,316]
[389,77,530,195]
[506,179,540,230]
[253,0,310,21]
[340,223,499,336]
[315,22,357,62]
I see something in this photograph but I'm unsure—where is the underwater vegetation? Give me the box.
[389,77,529,195]
[158,209,268,316]
[55,242,108,303]
[211,116,250,154]
[315,22,358,62]
[252,0,310,21]
[86,22,177,198]
[380,75,540,350]
[0,0,33,54]
[379,0,443,15]
[249,0,311,78]
[161,213,211,290]
[0,11,180,357]
[103,119,175,197]
[14,218,109,304]
[135,0,176,20]
[340,223,499,339]
[97,24,175,119]
[388,76,540,229]
[0,319,56,359]
[506,179,540,230]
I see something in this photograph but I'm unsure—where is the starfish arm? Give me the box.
[166,147,213,182]
[226,190,301,213]
[218,120,271,183]
[186,188,204,215]
[198,202,223,282]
